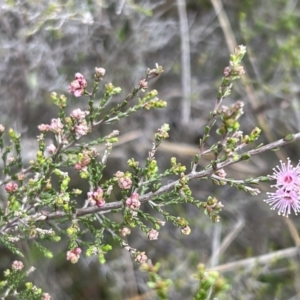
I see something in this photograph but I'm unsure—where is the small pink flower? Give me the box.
[147,229,159,240]
[115,171,132,189]
[75,163,83,170]
[69,81,81,97]
[12,260,24,271]
[88,187,103,201]
[8,157,15,163]
[79,158,90,168]
[74,150,96,170]
[88,188,105,207]
[125,193,141,210]
[215,169,226,178]
[38,124,50,132]
[120,227,131,236]
[50,118,63,134]
[66,251,78,263]
[81,157,91,167]
[67,247,82,264]
[71,108,89,121]
[69,73,87,97]
[236,66,245,75]
[46,144,56,155]
[181,226,191,235]
[18,173,25,181]
[42,293,51,300]
[269,159,300,189]
[115,171,124,178]
[223,66,231,77]
[139,79,148,89]
[0,124,5,132]
[5,182,18,193]
[95,199,105,207]
[265,159,300,217]
[75,73,85,81]
[73,247,82,255]
[75,123,89,138]
[265,187,300,217]
[135,252,147,264]
[118,177,132,190]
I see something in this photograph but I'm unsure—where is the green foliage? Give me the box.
[141,262,172,300]
[239,0,300,76]
[0,236,24,257]
[0,261,49,299]
[193,264,230,300]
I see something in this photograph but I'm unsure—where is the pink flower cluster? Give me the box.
[12,260,24,271]
[42,293,51,300]
[75,150,92,171]
[125,192,141,210]
[38,118,63,134]
[115,171,132,190]
[135,251,147,264]
[87,187,105,207]
[38,110,89,141]
[66,247,82,264]
[69,73,87,97]
[5,182,18,193]
[120,227,131,236]
[70,108,90,139]
[265,159,300,217]
[71,108,89,121]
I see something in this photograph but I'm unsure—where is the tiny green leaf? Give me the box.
[284,134,294,141]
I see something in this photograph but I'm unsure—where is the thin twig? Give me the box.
[177,0,191,124]
[209,247,299,273]
[210,222,222,267]
[209,216,245,267]
[284,218,300,297]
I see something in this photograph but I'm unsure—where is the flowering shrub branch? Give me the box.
[0,45,299,299]
[0,261,50,299]
[9,130,296,225]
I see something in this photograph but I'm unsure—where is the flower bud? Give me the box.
[139,79,148,89]
[181,226,191,235]
[95,67,106,77]
[46,144,56,155]
[120,227,131,236]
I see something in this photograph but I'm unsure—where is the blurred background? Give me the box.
[1,0,300,299]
